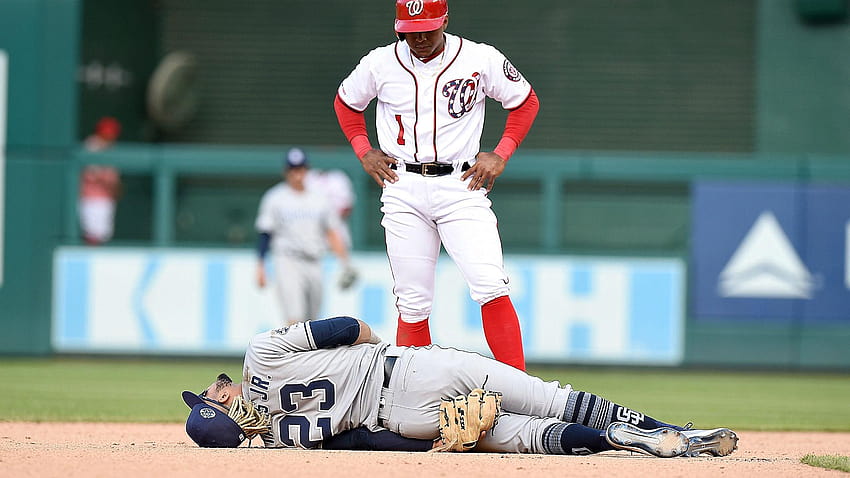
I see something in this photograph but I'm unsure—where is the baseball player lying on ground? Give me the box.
[182,316,738,457]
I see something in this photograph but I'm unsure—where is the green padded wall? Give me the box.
[77,0,159,142]
[0,0,79,150]
[559,182,690,253]
[174,176,273,245]
[156,0,391,145]
[492,181,545,251]
[0,0,80,354]
[757,0,850,154]
[0,157,66,354]
[113,174,154,242]
[156,0,756,152]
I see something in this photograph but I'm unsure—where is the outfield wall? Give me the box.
[52,248,685,365]
[2,143,850,368]
[1,0,850,368]
[35,146,850,370]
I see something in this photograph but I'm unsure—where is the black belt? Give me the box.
[390,161,471,177]
[378,356,398,428]
[383,356,397,388]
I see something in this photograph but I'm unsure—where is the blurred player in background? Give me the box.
[334,0,539,369]
[255,147,358,325]
[78,116,123,245]
[305,165,356,249]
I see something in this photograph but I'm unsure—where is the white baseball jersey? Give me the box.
[255,183,341,260]
[338,33,531,164]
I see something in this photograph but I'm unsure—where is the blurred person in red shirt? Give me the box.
[79,117,122,245]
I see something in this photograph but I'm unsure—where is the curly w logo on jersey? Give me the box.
[442,73,480,118]
[406,0,424,16]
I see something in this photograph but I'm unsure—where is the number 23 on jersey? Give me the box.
[251,375,337,448]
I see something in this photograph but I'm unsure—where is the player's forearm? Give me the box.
[494,88,539,161]
[326,229,349,265]
[334,94,372,159]
[322,427,432,452]
[354,319,381,345]
[256,232,271,260]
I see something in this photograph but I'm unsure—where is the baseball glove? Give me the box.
[338,265,359,290]
[434,388,502,452]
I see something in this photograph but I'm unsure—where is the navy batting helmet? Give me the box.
[182,390,246,448]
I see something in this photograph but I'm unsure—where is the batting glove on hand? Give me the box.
[338,266,359,290]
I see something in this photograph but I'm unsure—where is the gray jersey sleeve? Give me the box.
[250,317,360,355]
[242,320,387,449]
[254,186,278,233]
[321,203,344,236]
[260,322,317,352]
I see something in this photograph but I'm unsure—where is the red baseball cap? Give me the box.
[95,117,121,141]
[395,0,448,33]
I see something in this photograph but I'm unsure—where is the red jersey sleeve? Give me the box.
[334,94,372,159]
[493,88,539,161]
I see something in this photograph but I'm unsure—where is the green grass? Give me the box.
[529,366,850,431]
[2,358,849,431]
[2,357,242,422]
[801,454,850,473]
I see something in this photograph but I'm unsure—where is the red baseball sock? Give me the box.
[481,296,526,371]
[396,316,432,347]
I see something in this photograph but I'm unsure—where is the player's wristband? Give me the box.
[493,137,518,161]
[350,135,372,160]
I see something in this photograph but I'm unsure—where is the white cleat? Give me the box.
[605,422,690,458]
[681,427,739,457]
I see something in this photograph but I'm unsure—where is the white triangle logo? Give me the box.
[718,211,814,299]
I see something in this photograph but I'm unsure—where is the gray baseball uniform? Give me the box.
[255,183,342,324]
[305,169,355,248]
[185,315,737,457]
[241,317,574,452]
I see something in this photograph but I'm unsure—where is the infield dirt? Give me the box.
[1,422,848,477]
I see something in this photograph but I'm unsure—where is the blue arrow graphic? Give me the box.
[132,257,160,347]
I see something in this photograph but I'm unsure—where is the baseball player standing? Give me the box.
[333,0,539,370]
[181,315,739,457]
[255,148,356,325]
